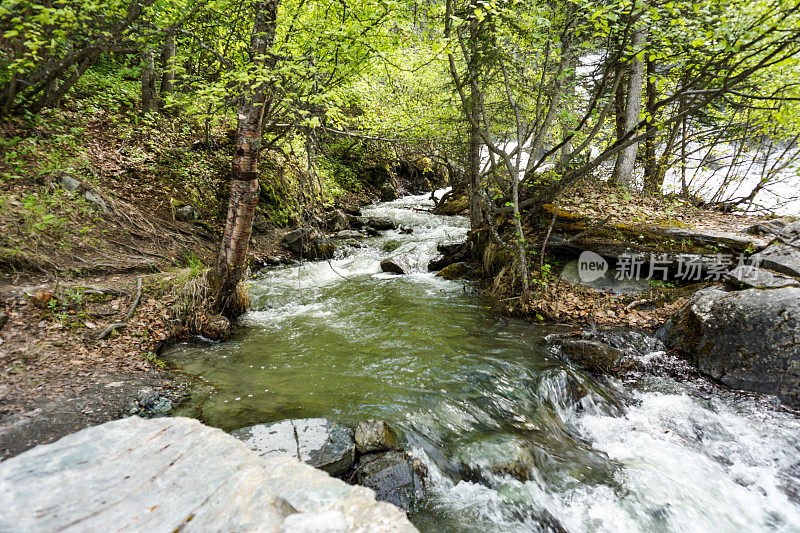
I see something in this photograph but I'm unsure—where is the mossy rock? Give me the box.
[437,262,470,280]
[433,195,469,216]
[381,239,402,253]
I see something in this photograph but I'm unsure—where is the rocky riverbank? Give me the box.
[0,416,417,532]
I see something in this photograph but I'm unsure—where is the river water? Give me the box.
[164,192,800,532]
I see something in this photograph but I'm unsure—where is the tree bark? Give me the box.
[643,55,659,193]
[211,0,280,317]
[468,94,483,229]
[613,26,647,188]
[140,48,158,114]
[159,32,176,102]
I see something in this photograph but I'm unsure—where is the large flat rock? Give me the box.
[231,418,355,476]
[0,416,416,532]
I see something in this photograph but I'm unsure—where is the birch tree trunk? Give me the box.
[211,0,280,316]
[614,26,648,188]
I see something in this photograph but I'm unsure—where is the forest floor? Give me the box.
[0,110,288,458]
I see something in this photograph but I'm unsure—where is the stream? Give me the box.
[164,192,800,532]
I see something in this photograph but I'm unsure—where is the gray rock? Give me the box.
[743,219,786,237]
[365,217,397,231]
[724,265,800,289]
[83,190,108,213]
[252,213,269,233]
[557,338,630,374]
[231,418,356,476]
[748,221,800,278]
[347,214,365,229]
[175,205,200,222]
[0,417,415,532]
[136,388,159,409]
[325,210,350,232]
[58,174,82,192]
[380,184,397,202]
[281,509,348,532]
[281,229,336,259]
[560,259,651,294]
[380,253,418,275]
[0,310,7,330]
[122,397,140,416]
[355,419,399,454]
[660,286,800,407]
[436,262,472,280]
[335,230,364,239]
[356,450,426,512]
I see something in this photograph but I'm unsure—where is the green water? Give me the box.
[164,193,800,532]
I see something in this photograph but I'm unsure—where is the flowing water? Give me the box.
[164,192,800,532]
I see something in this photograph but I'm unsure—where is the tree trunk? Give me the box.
[613,26,647,188]
[468,96,483,229]
[643,55,659,193]
[210,0,281,317]
[159,32,176,103]
[467,17,484,230]
[140,48,158,114]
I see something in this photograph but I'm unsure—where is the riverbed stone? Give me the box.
[365,217,397,231]
[0,417,416,532]
[325,210,350,232]
[355,419,399,453]
[659,286,800,406]
[436,262,471,280]
[356,450,426,512]
[557,338,630,374]
[281,229,336,259]
[231,418,356,476]
[380,253,417,274]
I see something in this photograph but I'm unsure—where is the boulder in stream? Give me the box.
[325,209,350,232]
[281,228,336,259]
[355,450,426,512]
[355,419,399,453]
[659,285,800,406]
[0,417,416,532]
[365,217,398,231]
[436,262,471,280]
[380,253,417,275]
[231,417,356,476]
